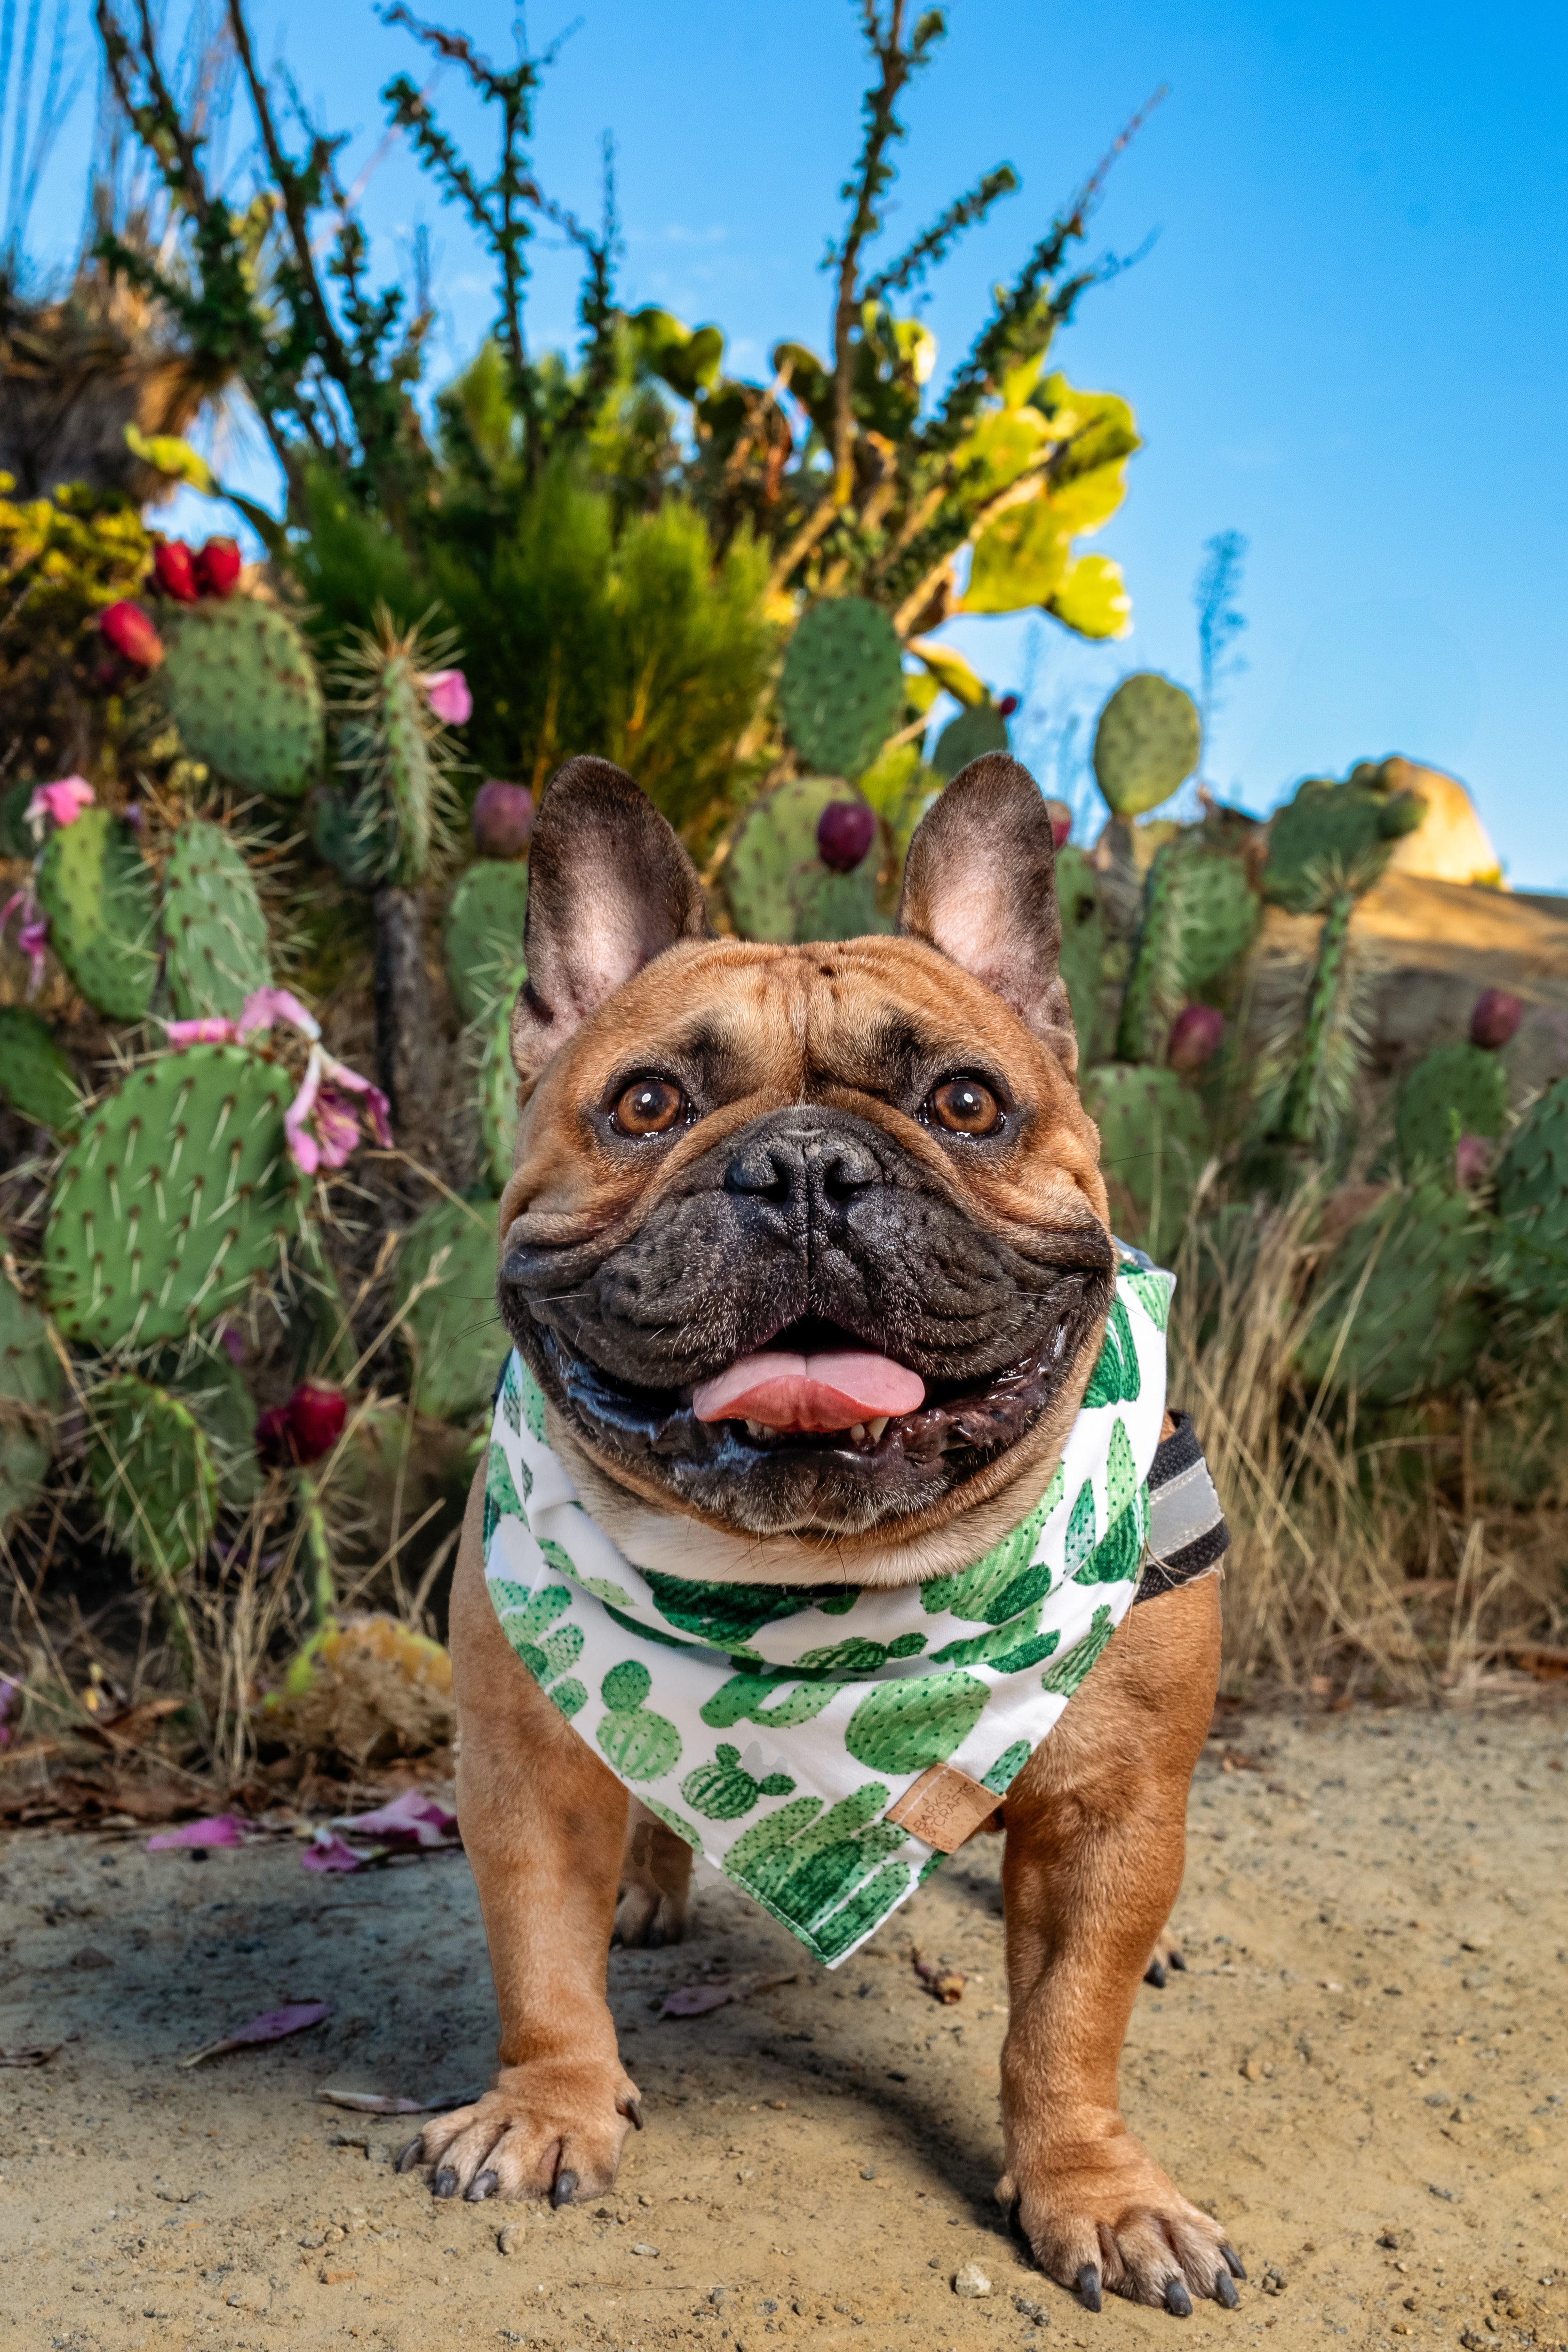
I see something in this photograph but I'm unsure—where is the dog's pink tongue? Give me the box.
[692,1349,925,1432]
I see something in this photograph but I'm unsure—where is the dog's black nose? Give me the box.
[724,1120,883,1209]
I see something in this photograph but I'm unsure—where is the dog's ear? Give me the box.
[510,755,711,1081]
[897,752,1077,1072]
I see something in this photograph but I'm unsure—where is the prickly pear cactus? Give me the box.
[86,1373,215,1661]
[1080,1064,1209,1262]
[1395,1041,1508,1180]
[1092,674,1201,818]
[930,701,1009,783]
[1496,1076,1568,1312]
[1295,1178,1488,1405]
[1117,837,1260,1063]
[1274,889,1368,1151]
[1052,846,1105,1065]
[681,1742,797,1820]
[44,1046,306,1349]
[0,1279,61,1532]
[724,776,886,944]
[0,1005,79,1131]
[595,1659,683,1779]
[444,861,530,1025]
[159,597,326,800]
[396,1194,501,1421]
[162,819,272,1021]
[35,806,158,1019]
[778,597,905,780]
[1262,773,1424,913]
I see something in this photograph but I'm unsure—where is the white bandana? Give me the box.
[482,1255,1173,1967]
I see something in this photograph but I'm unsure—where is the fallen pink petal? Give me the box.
[422,667,472,725]
[314,2081,483,2115]
[146,1814,250,1850]
[660,1980,735,2018]
[180,2000,331,2068]
[239,985,320,1041]
[334,1790,459,1847]
[300,1830,379,1873]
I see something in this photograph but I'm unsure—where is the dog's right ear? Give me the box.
[510,755,711,1083]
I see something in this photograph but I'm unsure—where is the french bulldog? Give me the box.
[399,753,1238,2316]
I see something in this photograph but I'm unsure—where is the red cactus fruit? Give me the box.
[1168,1004,1225,1073]
[1454,1134,1492,1191]
[256,1381,348,1468]
[1470,987,1522,1050]
[472,779,535,859]
[1045,797,1072,850]
[99,600,165,669]
[152,540,199,603]
[194,536,242,597]
[816,800,876,874]
[997,693,1020,719]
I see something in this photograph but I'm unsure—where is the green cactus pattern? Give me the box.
[700,1669,839,1731]
[1064,1478,1096,1574]
[1395,1041,1508,1180]
[844,1669,988,1775]
[1082,1294,1140,1408]
[44,1046,304,1349]
[483,1438,529,1545]
[920,1468,1064,1623]
[161,820,272,1021]
[1074,1422,1146,1585]
[681,1743,797,1820]
[981,1739,1034,1795]
[644,1568,822,1647]
[1041,1604,1117,1697]
[36,807,158,1019]
[0,1279,61,1533]
[778,597,904,779]
[596,1660,684,1778]
[1093,673,1200,818]
[1123,1266,1171,1332]
[0,1006,79,1131]
[724,1781,908,1956]
[488,1580,587,1717]
[159,597,326,800]
[931,1609,1060,1673]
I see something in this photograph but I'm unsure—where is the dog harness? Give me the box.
[481,1248,1227,1967]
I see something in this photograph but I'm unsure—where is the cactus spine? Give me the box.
[158,596,326,800]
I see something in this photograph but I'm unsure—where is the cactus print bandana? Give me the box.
[482,1253,1173,1968]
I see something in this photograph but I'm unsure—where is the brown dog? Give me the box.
[400,753,1240,2316]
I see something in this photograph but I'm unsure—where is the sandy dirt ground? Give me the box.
[1,1698,1565,2352]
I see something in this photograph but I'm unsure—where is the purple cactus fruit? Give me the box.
[1168,1004,1225,1073]
[1045,797,1072,850]
[816,799,876,874]
[1454,1133,1492,1190]
[1470,987,1522,1050]
[472,779,534,859]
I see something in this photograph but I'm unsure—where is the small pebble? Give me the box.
[632,2241,660,2257]
[954,2263,993,2298]
[498,2224,521,2256]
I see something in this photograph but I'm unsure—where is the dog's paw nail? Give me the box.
[432,2168,460,2199]
[466,2169,499,2202]
[1077,2263,1102,2313]
[621,2096,644,2130]
[1144,1959,1167,1989]
[1220,2245,1247,2281]
[552,2168,578,2209]
[1164,2278,1193,2317]
[1215,2270,1240,2308]
[396,2138,424,2174]
[1168,1947,1187,1971]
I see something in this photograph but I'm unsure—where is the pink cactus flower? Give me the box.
[24,776,95,838]
[164,1016,238,1046]
[284,1045,392,1174]
[422,668,472,726]
[1,887,48,993]
[238,985,321,1041]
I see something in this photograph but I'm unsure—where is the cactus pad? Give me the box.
[1080,1064,1209,1261]
[1092,674,1201,818]
[596,1658,683,1779]
[396,1195,500,1421]
[930,701,1009,783]
[444,861,530,1025]
[44,1045,306,1349]
[159,597,325,800]
[162,819,272,1020]
[0,1006,79,1131]
[1052,846,1104,1065]
[86,1373,217,1588]
[1395,1041,1508,1180]
[778,597,905,779]
[844,1667,988,1774]
[724,776,886,944]
[0,1279,61,1531]
[1496,1075,1568,1312]
[681,1742,797,1820]
[36,806,158,1019]
[1262,773,1423,912]
[1117,836,1260,1062]
[489,1581,587,1717]
[1295,1179,1488,1404]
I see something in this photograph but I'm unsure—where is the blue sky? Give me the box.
[23,0,1568,879]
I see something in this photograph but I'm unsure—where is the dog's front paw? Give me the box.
[1142,1930,1188,1989]
[1000,2114,1244,2315]
[398,2058,643,2204]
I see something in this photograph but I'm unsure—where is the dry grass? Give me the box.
[1172,1175,1567,1700]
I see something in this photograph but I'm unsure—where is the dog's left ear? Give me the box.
[897,752,1077,1071]
[511,755,711,1081]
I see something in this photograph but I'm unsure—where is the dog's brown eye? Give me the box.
[929,1076,1002,1136]
[613,1077,687,1136]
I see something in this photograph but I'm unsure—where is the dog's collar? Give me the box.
[481,1253,1173,1967]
